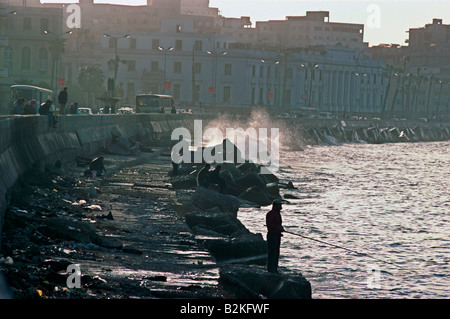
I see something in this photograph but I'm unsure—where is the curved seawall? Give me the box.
[0,114,196,246]
[1,114,449,246]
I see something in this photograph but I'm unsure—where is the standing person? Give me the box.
[58,87,68,115]
[266,199,285,273]
[12,98,25,114]
[69,102,78,114]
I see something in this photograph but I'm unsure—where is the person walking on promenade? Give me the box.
[266,199,285,273]
[58,87,68,115]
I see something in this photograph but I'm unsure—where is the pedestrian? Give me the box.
[197,163,211,187]
[24,99,36,114]
[69,102,78,114]
[89,156,107,176]
[266,199,285,273]
[12,98,25,114]
[58,87,68,115]
[39,100,56,128]
[171,106,176,114]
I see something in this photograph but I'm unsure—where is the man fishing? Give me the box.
[266,199,285,273]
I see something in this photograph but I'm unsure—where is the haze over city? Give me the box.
[38,0,450,46]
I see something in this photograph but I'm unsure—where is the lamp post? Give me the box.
[300,63,319,113]
[261,58,280,109]
[44,30,72,101]
[207,50,227,108]
[104,33,130,97]
[158,46,173,94]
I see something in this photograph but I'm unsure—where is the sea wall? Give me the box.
[0,114,196,247]
[282,118,450,147]
[1,114,449,247]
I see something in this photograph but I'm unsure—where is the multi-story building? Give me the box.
[253,11,367,50]
[0,2,63,113]
[4,0,388,118]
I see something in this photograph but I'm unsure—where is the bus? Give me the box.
[10,85,54,113]
[135,94,174,113]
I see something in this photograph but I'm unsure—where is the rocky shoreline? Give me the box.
[0,143,311,299]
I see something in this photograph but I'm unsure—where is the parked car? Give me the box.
[77,107,92,115]
[318,112,332,119]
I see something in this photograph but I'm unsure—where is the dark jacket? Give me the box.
[266,209,283,235]
[58,90,68,104]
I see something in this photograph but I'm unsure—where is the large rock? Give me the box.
[204,233,267,263]
[238,186,273,206]
[219,265,312,299]
[191,186,241,216]
[184,208,247,236]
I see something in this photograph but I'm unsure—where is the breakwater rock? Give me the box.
[170,140,311,299]
[285,118,450,147]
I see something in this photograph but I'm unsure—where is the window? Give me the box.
[194,62,201,74]
[21,47,31,71]
[286,68,293,79]
[38,48,48,72]
[224,63,232,75]
[152,39,160,50]
[194,40,202,52]
[174,61,182,73]
[23,17,31,31]
[130,38,136,49]
[40,18,49,33]
[151,61,159,72]
[4,47,13,70]
[175,39,182,51]
[259,65,264,78]
[127,60,135,72]
[223,86,231,103]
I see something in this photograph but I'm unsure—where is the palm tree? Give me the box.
[78,65,105,94]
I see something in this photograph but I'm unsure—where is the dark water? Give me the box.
[238,141,450,299]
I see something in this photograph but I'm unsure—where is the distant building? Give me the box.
[0,3,63,113]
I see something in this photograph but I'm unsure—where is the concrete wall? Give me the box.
[0,113,198,247]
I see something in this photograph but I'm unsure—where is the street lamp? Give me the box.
[44,29,73,101]
[158,46,173,94]
[261,58,280,108]
[207,50,227,107]
[104,33,130,97]
[300,63,319,112]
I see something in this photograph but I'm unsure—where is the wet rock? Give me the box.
[204,233,267,263]
[191,186,241,216]
[38,216,98,243]
[185,209,246,236]
[284,193,300,199]
[170,174,197,189]
[219,265,311,299]
[122,245,143,255]
[238,186,272,206]
[92,236,123,249]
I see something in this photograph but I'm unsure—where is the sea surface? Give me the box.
[238,140,450,299]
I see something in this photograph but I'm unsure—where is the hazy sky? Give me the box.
[40,0,450,46]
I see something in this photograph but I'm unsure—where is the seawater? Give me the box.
[238,140,450,299]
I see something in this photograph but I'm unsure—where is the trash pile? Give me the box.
[0,161,129,299]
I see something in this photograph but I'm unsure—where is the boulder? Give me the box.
[204,233,267,263]
[170,174,197,189]
[191,186,241,216]
[238,186,272,206]
[219,265,312,299]
[184,208,246,236]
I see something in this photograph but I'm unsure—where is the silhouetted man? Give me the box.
[266,199,285,273]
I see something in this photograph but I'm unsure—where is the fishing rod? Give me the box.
[284,230,411,271]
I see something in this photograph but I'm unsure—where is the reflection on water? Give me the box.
[238,141,450,299]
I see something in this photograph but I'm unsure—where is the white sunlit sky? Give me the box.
[38,0,450,47]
